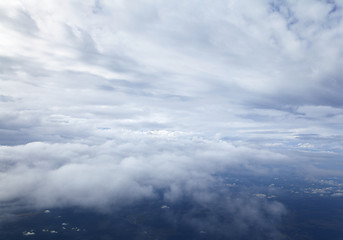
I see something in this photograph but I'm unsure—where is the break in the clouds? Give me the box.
[0,0,343,237]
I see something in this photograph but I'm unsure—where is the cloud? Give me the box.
[332,193,343,197]
[165,193,287,239]
[0,134,289,237]
[0,135,287,208]
[0,0,343,237]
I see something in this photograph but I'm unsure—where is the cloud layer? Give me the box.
[0,0,343,237]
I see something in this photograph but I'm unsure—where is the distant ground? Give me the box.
[1,175,343,240]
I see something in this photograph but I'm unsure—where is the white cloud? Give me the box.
[332,193,343,197]
[0,135,287,208]
[0,1,342,236]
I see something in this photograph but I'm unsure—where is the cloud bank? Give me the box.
[0,133,287,208]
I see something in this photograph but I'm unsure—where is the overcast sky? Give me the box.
[0,1,343,230]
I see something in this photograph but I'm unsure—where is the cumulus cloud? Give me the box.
[0,134,288,237]
[0,134,286,208]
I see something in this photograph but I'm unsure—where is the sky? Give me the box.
[0,0,343,237]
